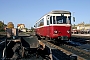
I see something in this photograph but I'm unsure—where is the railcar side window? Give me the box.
[47,20,49,25]
[38,18,44,27]
[38,22,40,27]
[34,23,37,28]
[39,18,44,26]
[36,23,37,27]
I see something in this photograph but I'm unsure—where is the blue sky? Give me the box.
[0,0,90,28]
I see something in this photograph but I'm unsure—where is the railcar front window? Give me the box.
[63,16,67,23]
[53,16,71,24]
[56,16,63,24]
[56,16,67,24]
[56,16,71,24]
[50,16,52,24]
[53,16,56,24]
[68,16,71,24]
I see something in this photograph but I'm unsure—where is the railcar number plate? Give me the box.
[61,36,68,40]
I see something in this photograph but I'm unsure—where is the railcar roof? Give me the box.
[48,10,71,14]
[35,10,71,24]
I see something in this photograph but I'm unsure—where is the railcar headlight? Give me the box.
[54,31,58,34]
[67,30,70,33]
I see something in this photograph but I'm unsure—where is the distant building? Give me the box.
[75,23,90,30]
[17,24,25,29]
[17,24,26,32]
[20,29,26,32]
[72,23,90,34]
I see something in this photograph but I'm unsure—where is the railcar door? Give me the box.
[46,15,50,38]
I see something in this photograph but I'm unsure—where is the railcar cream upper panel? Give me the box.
[49,14,70,16]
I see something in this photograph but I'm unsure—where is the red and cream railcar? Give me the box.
[34,10,71,40]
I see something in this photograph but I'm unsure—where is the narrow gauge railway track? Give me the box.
[0,35,6,39]
[59,43,90,59]
[0,32,6,38]
[71,37,90,45]
[72,34,90,39]
[71,34,90,44]
[40,39,90,60]
[15,32,90,60]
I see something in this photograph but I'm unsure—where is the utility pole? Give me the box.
[73,12,75,29]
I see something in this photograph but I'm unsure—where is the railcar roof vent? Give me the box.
[49,10,71,14]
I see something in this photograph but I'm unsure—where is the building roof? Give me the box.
[17,24,25,27]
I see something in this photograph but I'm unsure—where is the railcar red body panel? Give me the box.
[36,25,71,40]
